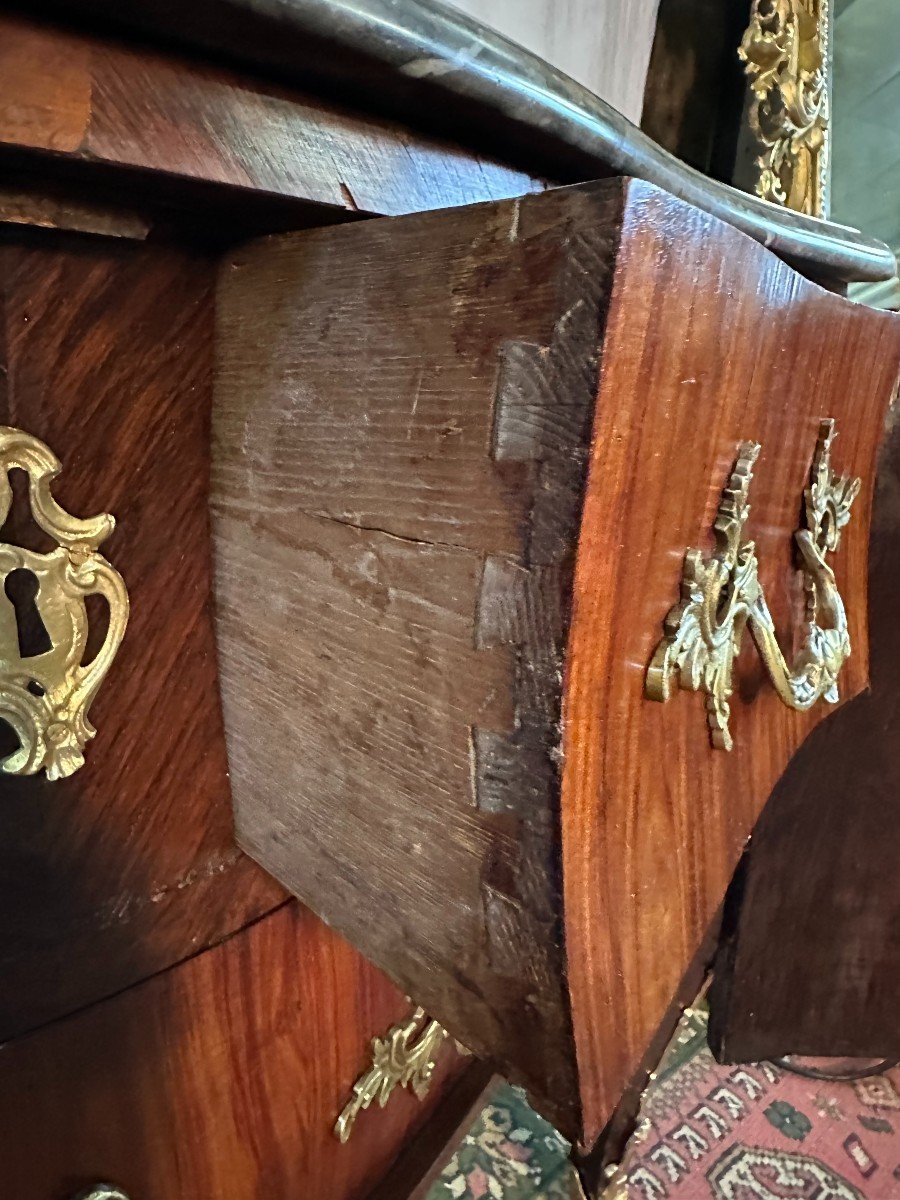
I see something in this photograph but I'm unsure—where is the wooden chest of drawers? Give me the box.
[0,4,899,1196]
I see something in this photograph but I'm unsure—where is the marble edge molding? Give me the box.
[26,0,897,284]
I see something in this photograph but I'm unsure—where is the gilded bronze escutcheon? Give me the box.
[0,427,128,779]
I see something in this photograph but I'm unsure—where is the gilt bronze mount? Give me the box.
[73,1189,131,1200]
[0,427,128,780]
[647,419,858,750]
[335,1007,465,1143]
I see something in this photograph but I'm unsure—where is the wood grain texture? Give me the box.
[0,15,542,221]
[213,182,624,1137]
[445,0,660,123]
[0,231,283,1037]
[212,178,900,1147]
[709,409,900,1062]
[0,900,469,1200]
[561,182,900,1144]
[18,0,896,285]
[0,17,91,152]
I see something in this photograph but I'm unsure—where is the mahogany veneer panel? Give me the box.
[212,178,900,1145]
[0,14,541,220]
[559,192,898,1142]
[0,232,283,1037]
[0,900,468,1199]
[710,414,900,1062]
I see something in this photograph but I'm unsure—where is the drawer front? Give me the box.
[561,183,900,1140]
[710,409,900,1062]
[0,230,472,1199]
[0,902,468,1199]
[0,234,282,1034]
[212,177,900,1145]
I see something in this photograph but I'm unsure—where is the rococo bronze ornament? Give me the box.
[335,1006,465,1143]
[0,427,128,780]
[72,1189,131,1200]
[646,419,858,751]
[739,0,829,217]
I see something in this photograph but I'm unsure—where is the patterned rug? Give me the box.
[426,1006,900,1199]
[426,1082,574,1199]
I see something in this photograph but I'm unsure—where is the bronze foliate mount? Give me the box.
[739,0,829,217]
[335,1006,467,1143]
[72,1190,131,1200]
[646,419,859,751]
[0,427,128,780]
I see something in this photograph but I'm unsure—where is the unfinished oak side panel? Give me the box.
[561,182,900,1144]
[213,182,624,1135]
[709,411,900,1062]
[0,900,469,1200]
[0,232,283,1037]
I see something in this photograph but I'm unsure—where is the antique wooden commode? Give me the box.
[0,2,897,1196]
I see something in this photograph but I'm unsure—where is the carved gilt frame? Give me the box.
[739,0,831,217]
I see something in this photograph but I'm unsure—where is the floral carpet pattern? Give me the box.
[427,1082,574,1199]
[426,1006,900,1200]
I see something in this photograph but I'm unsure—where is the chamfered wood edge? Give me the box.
[464,178,628,1141]
[14,0,896,283]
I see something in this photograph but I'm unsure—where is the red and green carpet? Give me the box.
[427,1006,900,1199]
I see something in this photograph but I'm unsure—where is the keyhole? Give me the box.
[0,469,54,553]
[4,568,53,659]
